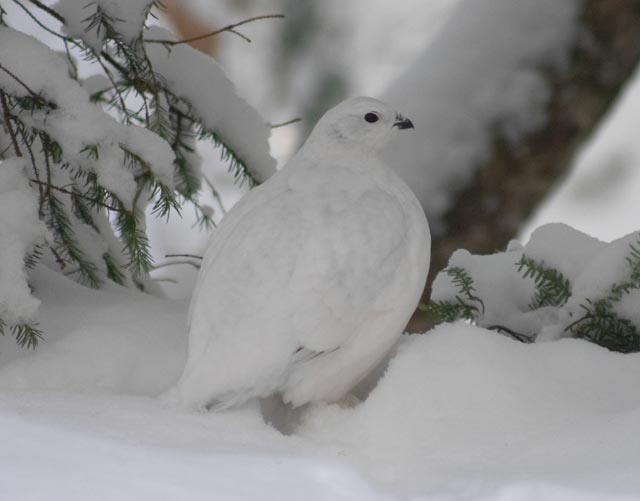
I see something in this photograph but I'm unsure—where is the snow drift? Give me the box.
[1,266,640,499]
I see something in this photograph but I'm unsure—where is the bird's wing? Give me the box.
[286,175,410,352]
[188,157,415,366]
[186,176,292,358]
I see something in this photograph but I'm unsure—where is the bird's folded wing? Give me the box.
[188,170,410,357]
[287,188,408,351]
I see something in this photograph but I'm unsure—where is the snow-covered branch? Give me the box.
[0,0,277,346]
[430,223,640,352]
[144,14,285,46]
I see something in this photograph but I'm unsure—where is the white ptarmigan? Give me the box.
[171,97,430,410]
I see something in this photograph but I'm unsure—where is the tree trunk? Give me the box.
[409,0,640,332]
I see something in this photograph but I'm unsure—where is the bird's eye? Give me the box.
[364,112,379,123]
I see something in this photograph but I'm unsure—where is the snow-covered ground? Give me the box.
[2,267,640,500]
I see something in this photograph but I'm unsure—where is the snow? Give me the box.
[0,159,49,325]
[2,267,640,500]
[54,0,104,52]
[0,266,185,391]
[560,231,640,337]
[381,0,581,231]
[615,290,640,327]
[0,394,390,501]
[145,26,276,184]
[523,223,605,280]
[299,325,640,496]
[56,0,155,51]
[432,223,640,343]
[0,26,175,209]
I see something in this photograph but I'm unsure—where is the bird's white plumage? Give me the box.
[171,97,430,410]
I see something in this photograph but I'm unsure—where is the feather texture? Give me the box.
[170,97,431,409]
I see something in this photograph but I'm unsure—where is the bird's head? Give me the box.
[306,96,414,152]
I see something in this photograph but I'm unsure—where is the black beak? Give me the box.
[393,115,414,130]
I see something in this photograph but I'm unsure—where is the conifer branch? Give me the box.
[28,179,120,212]
[11,0,76,44]
[100,51,127,75]
[0,90,22,157]
[63,41,78,80]
[270,118,301,128]
[203,174,226,215]
[563,236,640,352]
[486,325,534,344]
[46,192,102,288]
[448,266,485,315]
[115,208,154,276]
[95,56,130,123]
[426,267,485,323]
[39,133,54,202]
[517,255,571,309]
[3,1,276,347]
[0,318,43,349]
[144,14,285,46]
[14,123,45,216]
[26,0,64,23]
[0,62,44,101]
[103,251,127,285]
[165,253,203,260]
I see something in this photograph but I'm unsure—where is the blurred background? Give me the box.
[152,0,640,310]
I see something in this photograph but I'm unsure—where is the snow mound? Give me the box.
[0,394,391,501]
[0,266,186,394]
[431,223,640,347]
[299,324,640,497]
[2,267,640,499]
[0,159,49,326]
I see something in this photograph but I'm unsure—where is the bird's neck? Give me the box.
[300,135,380,165]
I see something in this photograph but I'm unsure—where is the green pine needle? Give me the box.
[566,236,640,352]
[3,2,281,349]
[517,255,571,309]
[0,318,43,349]
[427,266,484,324]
